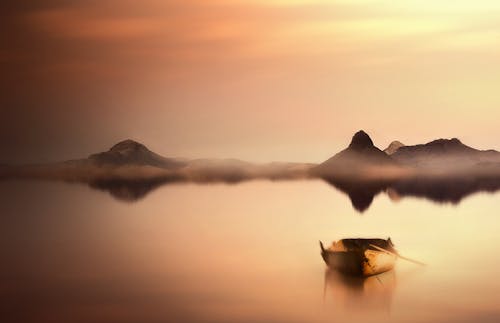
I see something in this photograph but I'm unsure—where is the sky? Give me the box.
[2,0,500,164]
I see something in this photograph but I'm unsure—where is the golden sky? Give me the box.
[2,0,500,163]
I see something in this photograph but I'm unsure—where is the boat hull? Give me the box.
[322,249,396,276]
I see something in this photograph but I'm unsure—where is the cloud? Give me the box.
[5,0,500,83]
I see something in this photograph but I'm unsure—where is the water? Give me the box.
[1,179,500,322]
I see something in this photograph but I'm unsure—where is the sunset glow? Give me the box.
[2,0,500,163]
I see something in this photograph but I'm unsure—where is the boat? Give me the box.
[320,238,397,276]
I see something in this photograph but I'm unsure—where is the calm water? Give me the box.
[1,180,500,323]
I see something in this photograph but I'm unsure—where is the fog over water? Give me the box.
[2,180,500,323]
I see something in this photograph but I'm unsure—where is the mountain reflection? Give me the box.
[89,178,180,202]
[87,177,247,202]
[324,179,390,212]
[323,175,500,212]
[390,176,500,204]
[87,175,500,208]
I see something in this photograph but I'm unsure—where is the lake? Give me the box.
[1,179,500,323]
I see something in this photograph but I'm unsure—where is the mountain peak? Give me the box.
[427,138,463,147]
[348,130,374,150]
[391,137,490,168]
[109,139,148,154]
[89,140,186,169]
[313,130,396,178]
[384,141,405,155]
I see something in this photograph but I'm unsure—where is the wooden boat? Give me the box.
[320,238,397,276]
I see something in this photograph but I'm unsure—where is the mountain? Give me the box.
[312,130,397,178]
[89,139,187,169]
[0,139,315,201]
[391,138,500,168]
[384,141,405,155]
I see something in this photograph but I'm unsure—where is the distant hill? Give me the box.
[312,130,398,178]
[392,138,500,168]
[0,139,314,195]
[89,139,187,169]
[384,141,405,155]
[4,133,500,208]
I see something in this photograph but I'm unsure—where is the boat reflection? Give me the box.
[323,269,396,315]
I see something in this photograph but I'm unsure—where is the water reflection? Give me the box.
[324,179,390,212]
[324,175,500,212]
[89,178,180,202]
[1,179,499,323]
[390,176,500,204]
[86,175,500,211]
[323,269,396,315]
[3,171,500,210]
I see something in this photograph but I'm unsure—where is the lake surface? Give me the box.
[1,179,500,323]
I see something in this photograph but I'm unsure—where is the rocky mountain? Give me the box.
[313,130,397,178]
[89,139,187,169]
[384,141,405,155]
[391,138,500,168]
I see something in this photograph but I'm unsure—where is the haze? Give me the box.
[2,0,500,164]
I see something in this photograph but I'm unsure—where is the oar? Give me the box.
[369,244,427,266]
